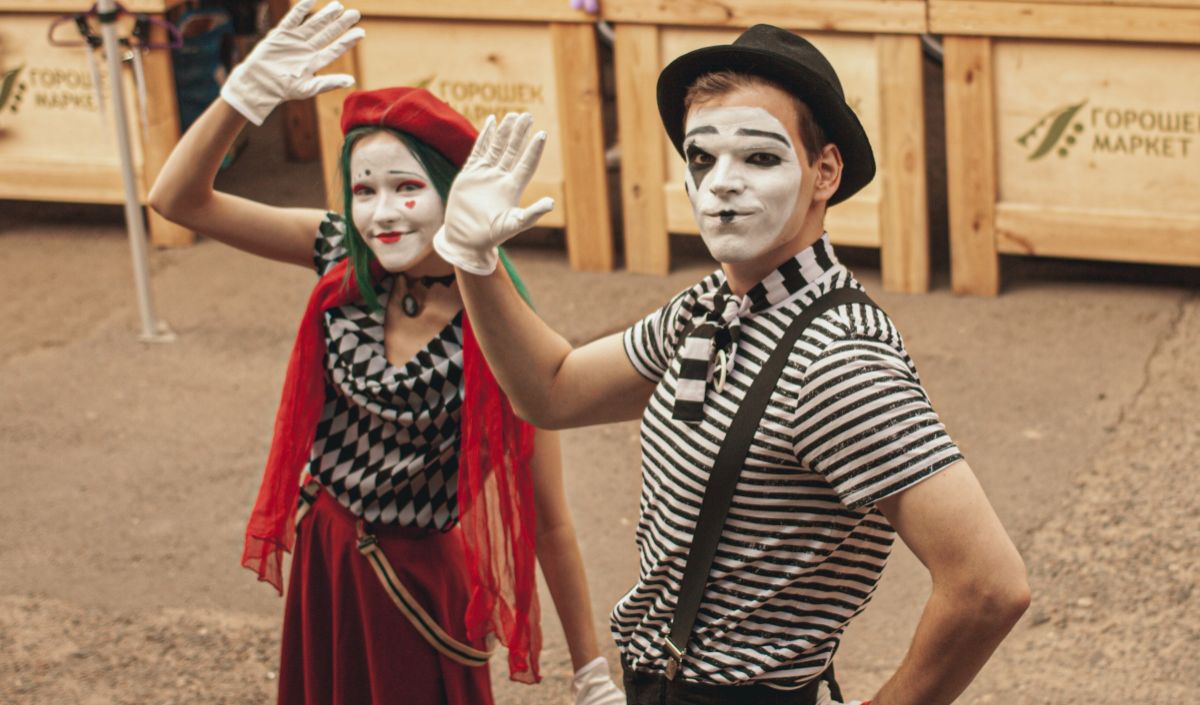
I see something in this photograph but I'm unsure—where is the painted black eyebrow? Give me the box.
[684,126,719,139]
[736,128,790,146]
[387,170,423,176]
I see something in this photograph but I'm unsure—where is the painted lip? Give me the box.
[374,231,410,244]
[701,208,758,219]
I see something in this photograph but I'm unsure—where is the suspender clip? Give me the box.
[663,637,684,680]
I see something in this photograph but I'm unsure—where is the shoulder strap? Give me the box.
[663,286,879,679]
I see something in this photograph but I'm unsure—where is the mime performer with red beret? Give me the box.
[148,2,625,704]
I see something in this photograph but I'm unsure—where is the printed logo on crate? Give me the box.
[0,65,28,114]
[1019,100,1197,161]
[416,73,548,124]
[0,63,103,119]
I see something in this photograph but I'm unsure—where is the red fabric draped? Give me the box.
[459,315,541,684]
[241,257,365,592]
[240,258,541,682]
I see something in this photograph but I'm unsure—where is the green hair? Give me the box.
[338,126,532,309]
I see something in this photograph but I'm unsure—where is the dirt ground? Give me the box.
[1,111,1197,705]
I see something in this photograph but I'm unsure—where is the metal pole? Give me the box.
[96,0,174,343]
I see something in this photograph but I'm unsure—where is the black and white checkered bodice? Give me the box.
[306,214,463,529]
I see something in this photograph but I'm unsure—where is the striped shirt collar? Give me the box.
[712,233,840,315]
[671,234,840,424]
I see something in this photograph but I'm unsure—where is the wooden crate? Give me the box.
[0,3,190,246]
[312,0,614,272]
[607,1,931,293]
[935,0,1200,295]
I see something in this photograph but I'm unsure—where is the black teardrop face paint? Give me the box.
[685,143,714,190]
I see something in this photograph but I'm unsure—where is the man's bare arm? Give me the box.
[868,460,1031,705]
[457,266,655,429]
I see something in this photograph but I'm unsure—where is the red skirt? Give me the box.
[277,490,494,705]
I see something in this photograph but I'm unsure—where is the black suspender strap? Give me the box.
[663,286,879,680]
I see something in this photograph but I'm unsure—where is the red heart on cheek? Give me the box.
[405,200,416,209]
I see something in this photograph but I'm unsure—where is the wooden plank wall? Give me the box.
[939,1,1200,294]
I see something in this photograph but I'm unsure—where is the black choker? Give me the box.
[396,272,456,317]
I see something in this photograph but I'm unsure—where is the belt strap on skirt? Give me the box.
[296,482,494,668]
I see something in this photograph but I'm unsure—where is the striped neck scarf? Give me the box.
[673,234,839,423]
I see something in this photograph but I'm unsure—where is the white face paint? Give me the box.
[683,106,804,263]
[349,132,445,273]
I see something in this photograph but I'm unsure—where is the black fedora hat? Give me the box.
[657,24,875,206]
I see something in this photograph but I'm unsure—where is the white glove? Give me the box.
[815,679,869,705]
[571,656,625,705]
[221,0,364,125]
[433,112,556,275]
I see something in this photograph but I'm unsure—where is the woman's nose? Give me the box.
[373,196,403,226]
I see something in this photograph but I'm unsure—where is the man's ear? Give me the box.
[811,143,843,205]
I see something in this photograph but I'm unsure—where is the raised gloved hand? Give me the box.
[815,680,870,705]
[571,656,625,705]
[221,0,364,125]
[569,0,600,13]
[433,112,555,275]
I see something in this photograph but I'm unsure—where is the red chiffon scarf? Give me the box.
[241,257,541,683]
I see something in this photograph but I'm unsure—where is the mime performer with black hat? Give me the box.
[433,25,1031,705]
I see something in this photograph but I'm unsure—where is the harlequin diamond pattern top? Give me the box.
[307,213,463,529]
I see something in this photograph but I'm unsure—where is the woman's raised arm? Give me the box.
[148,0,363,267]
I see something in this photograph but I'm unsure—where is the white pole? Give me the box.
[96,0,174,343]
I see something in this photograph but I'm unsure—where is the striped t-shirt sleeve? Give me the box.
[622,291,691,382]
[793,336,963,509]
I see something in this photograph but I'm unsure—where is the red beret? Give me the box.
[340,87,477,168]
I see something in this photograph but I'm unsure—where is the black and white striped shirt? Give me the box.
[307,213,464,529]
[616,235,962,687]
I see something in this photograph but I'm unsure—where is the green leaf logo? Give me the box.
[1018,100,1088,161]
[0,64,27,113]
[416,74,436,90]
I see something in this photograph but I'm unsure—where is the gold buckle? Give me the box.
[663,638,683,681]
[355,520,378,552]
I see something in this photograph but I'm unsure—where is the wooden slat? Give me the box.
[995,203,1200,265]
[930,1,1200,43]
[0,161,125,203]
[943,36,1001,296]
[341,0,595,22]
[827,198,884,249]
[139,20,192,247]
[601,0,928,33]
[281,99,321,162]
[976,0,1200,7]
[615,24,671,275]
[876,34,929,293]
[551,23,614,271]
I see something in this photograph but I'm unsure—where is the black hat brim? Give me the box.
[657,44,876,206]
